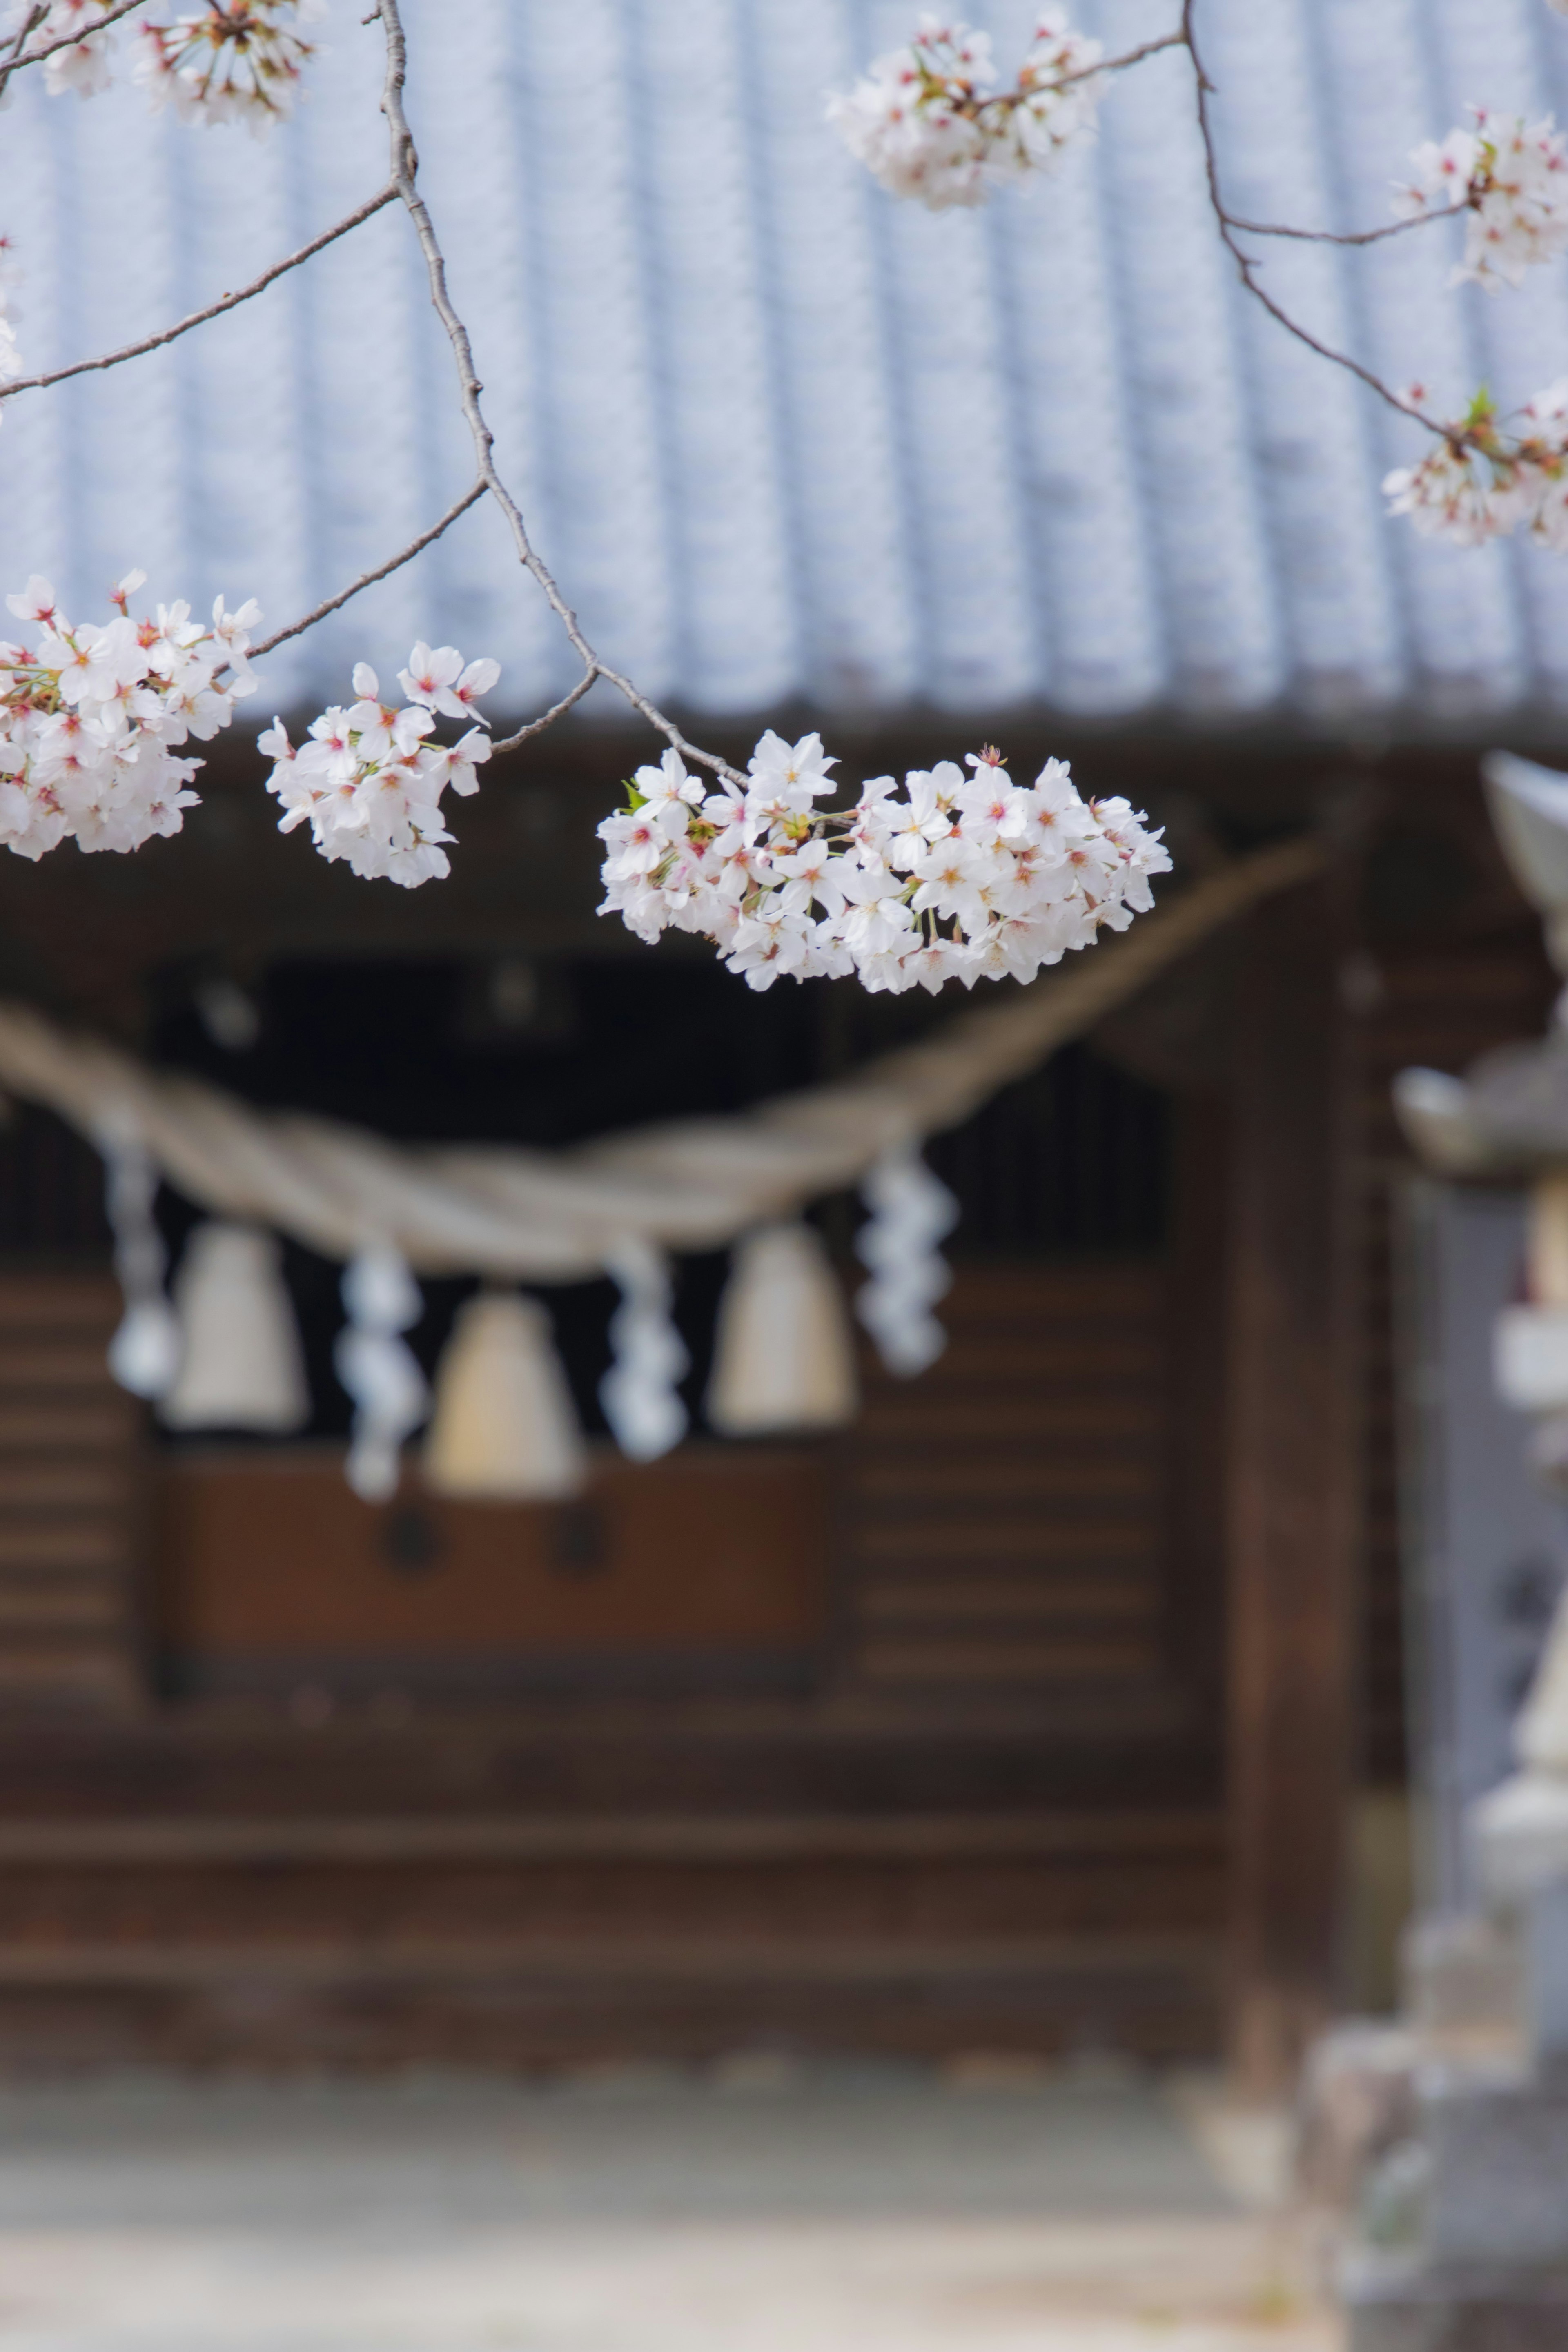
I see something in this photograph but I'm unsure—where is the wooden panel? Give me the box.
[837,1261,1172,1699]
[0,1947,1223,2069]
[156,1443,830,1692]
[0,1271,144,1714]
[0,1801,1224,2065]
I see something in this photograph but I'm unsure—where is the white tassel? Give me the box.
[160,1222,309,1432]
[424,1290,588,1501]
[600,1237,688,1462]
[708,1223,858,1435]
[855,1143,958,1377]
[334,1246,428,1503]
[98,1118,181,1401]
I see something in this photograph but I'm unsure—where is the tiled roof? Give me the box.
[5,0,1568,729]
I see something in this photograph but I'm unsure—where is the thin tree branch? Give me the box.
[489,665,601,756]
[0,0,149,98]
[1043,27,1186,93]
[4,7,46,67]
[1180,0,1445,437]
[0,185,397,402]
[249,480,486,658]
[372,0,745,785]
[1221,207,1441,252]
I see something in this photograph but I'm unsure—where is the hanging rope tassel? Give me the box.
[161,1221,310,1432]
[854,1142,958,1377]
[334,1245,429,1503]
[708,1222,859,1434]
[98,1116,182,1402]
[600,1238,688,1462]
[424,1289,588,1500]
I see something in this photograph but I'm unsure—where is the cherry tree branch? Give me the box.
[0,184,398,401]
[0,0,148,97]
[249,479,486,657]
[1049,27,1185,91]
[3,7,46,67]
[1178,0,1445,435]
[489,666,601,756]
[371,0,744,783]
[1221,208,1438,252]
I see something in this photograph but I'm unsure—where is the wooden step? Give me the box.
[0,1937,1223,2066]
[0,1807,1223,1866]
[0,1820,1223,1972]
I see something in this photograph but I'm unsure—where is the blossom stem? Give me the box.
[488,665,600,757]
[370,0,744,783]
[1180,0,1447,436]
[973,24,1187,107]
[0,183,399,403]
[249,479,487,657]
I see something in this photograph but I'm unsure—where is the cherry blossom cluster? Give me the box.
[13,0,319,124]
[0,572,258,861]
[1384,382,1568,548]
[136,0,320,129]
[258,645,499,889]
[1394,110,1568,293]
[597,732,1170,996]
[827,12,1103,213]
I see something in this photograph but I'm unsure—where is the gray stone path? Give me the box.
[0,2065,1339,2350]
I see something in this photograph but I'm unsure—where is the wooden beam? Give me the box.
[1225,875,1362,2091]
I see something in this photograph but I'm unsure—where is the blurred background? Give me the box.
[0,0,1567,2345]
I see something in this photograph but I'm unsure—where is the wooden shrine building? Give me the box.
[0,724,1548,2086]
[2,0,1568,2086]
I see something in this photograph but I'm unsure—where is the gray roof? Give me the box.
[5,0,1568,731]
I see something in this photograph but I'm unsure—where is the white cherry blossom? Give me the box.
[1395,112,1568,293]
[828,11,1103,214]
[0,574,259,862]
[597,734,1169,997]
[11,0,320,127]
[260,643,498,889]
[1384,383,1568,547]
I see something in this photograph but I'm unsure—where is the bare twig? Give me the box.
[249,480,486,658]
[4,7,46,67]
[1179,0,1445,436]
[1220,208,1439,252]
[0,0,149,98]
[0,185,398,402]
[1041,26,1186,94]
[372,0,744,783]
[490,666,603,755]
